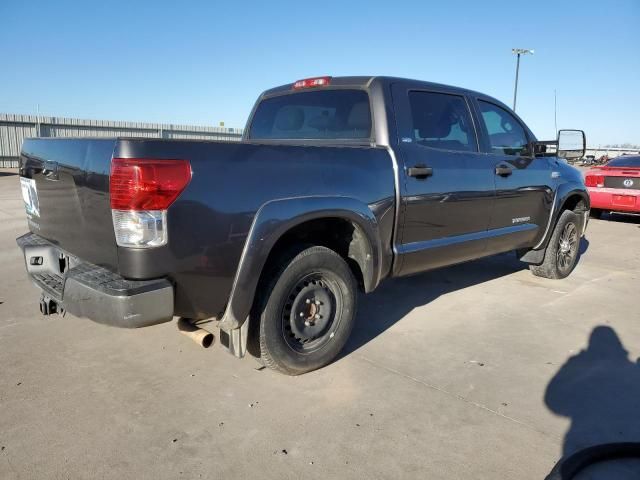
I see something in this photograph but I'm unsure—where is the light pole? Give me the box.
[511,48,534,112]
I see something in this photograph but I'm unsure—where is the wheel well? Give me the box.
[260,217,371,293]
[562,194,588,214]
[518,193,588,265]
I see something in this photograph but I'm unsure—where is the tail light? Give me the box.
[585,174,604,188]
[293,76,332,89]
[110,158,191,248]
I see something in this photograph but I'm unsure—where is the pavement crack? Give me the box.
[355,354,559,440]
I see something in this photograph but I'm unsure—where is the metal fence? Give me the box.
[0,113,243,168]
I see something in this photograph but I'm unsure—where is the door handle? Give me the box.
[407,166,433,178]
[495,165,513,177]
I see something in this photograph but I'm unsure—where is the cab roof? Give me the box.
[260,76,487,99]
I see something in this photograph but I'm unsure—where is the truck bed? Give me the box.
[19,137,396,319]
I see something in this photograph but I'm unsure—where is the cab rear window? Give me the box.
[606,155,640,168]
[249,90,371,140]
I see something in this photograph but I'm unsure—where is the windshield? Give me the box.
[249,89,371,140]
[606,155,640,168]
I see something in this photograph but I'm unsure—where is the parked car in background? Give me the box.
[586,154,640,218]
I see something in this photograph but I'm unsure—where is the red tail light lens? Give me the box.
[585,174,604,188]
[110,158,191,210]
[293,76,332,89]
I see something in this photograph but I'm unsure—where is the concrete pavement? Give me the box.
[1,169,639,479]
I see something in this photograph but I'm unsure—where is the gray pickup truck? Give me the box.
[17,76,589,375]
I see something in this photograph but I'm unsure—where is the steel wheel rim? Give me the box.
[281,272,342,353]
[557,222,578,273]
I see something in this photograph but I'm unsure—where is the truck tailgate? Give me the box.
[20,138,118,269]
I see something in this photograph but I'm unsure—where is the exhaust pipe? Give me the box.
[177,318,214,348]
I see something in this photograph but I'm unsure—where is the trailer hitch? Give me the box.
[39,295,59,316]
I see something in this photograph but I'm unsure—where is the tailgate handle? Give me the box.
[42,160,59,180]
[407,165,433,179]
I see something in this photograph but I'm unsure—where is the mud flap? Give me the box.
[518,247,546,265]
[219,316,250,358]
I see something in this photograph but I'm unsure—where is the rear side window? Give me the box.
[407,91,477,152]
[249,90,371,140]
[478,101,528,156]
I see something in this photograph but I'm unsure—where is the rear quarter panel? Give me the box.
[115,139,396,320]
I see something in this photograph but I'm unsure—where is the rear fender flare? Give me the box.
[219,196,383,332]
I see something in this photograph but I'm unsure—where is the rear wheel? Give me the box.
[589,208,603,219]
[252,245,357,375]
[530,209,581,279]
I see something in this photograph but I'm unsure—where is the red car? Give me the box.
[585,154,640,218]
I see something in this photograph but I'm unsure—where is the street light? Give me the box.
[511,48,534,112]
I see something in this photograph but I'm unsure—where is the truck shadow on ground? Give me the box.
[342,237,590,358]
[545,326,640,478]
[343,252,526,358]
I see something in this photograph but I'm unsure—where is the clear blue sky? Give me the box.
[1,0,638,145]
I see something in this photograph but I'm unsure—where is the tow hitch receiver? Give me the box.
[39,295,59,316]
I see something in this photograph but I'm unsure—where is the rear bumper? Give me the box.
[589,188,640,213]
[16,233,174,328]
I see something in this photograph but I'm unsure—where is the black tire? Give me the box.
[530,209,581,279]
[589,208,603,219]
[252,245,357,375]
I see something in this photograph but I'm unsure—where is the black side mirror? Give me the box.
[533,141,547,155]
[557,129,586,160]
[518,141,537,158]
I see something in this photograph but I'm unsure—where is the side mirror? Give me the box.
[557,129,586,160]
